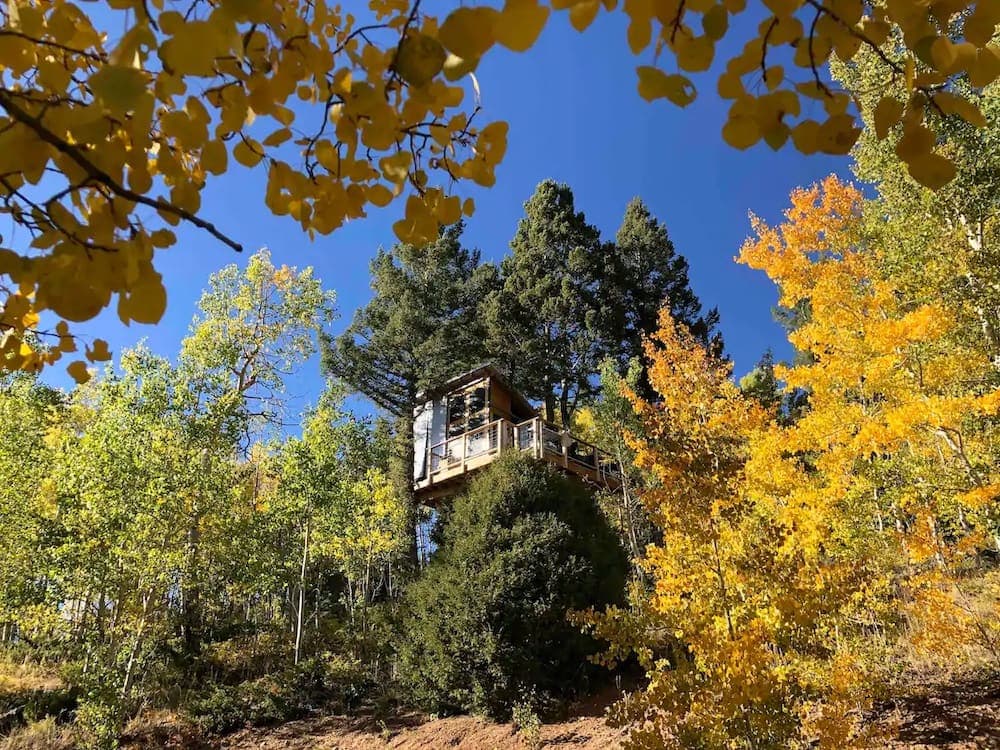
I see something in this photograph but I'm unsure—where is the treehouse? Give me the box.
[413,364,621,502]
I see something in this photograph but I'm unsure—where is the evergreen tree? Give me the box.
[397,453,626,719]
[321,224,497,555]
[610,198,721,374]
[738,350,780,412]
[484,180,605,425]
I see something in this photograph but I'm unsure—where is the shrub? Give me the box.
[397,452,627,719]
[187,654,370,735]
[512,701,542,749]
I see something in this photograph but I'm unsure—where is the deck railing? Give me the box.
[419,416,621,491]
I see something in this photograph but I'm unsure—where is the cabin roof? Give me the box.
[417,363,536,417]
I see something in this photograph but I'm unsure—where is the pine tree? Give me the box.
[614,198,720,358]
[321,224,497,559]
[483,180,605,425]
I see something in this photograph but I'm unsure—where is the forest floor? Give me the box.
[6,671,998,749]
[114,674,1000,750]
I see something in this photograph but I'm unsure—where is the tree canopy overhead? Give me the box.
[0,0,995,382]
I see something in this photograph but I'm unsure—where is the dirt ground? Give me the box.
[111,672,1000,750]
[877,674,1000,749]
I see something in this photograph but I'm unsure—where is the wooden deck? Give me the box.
[414,417,621,502]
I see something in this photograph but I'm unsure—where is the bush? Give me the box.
[0,687,76,734]
[512,701,542,749]
[397,453,627,719]
[187,654,371,735]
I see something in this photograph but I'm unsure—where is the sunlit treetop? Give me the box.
[0,0,996,382]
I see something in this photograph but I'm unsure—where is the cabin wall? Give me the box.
[490,378,514,421]
[413,398,447,482]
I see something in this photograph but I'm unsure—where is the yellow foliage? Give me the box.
[1,0,993,380]
[585,175,1000,748]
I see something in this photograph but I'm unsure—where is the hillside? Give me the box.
[111,674,1000,750]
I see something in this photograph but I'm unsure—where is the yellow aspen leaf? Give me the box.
[623,0,654,49]
[438,6,498,60]
[569,0,601,31]
[462,197,475,216]
[233,139,264,168]
[119,274,167,325]
[873,96,904,139]
[905,55,915,90]
[964,2,1000,46]
[861,18,891,46]
[157,11,185,35]
[379,151,412,183]
[895,123,935,161]
[763,13,802,44]
[85,339,111,363]
[394,32,446,87]
[969,46,1000,87]
[930,36,959,72]
[764,65,783,91]
[636,66,696,107]
[718,71,744,99]
[442,53,480,81]
[791,119,822,154]
[262,128,293,147]
[429,124,451,148]
[128,163,153,194]
[315,141,340,172]
[201,139,228,175]
[476,120,509,165]
[818,113,860,154]
[494,0,549,52]
[158,21,227,76]
[702,4,729,40]
[906,151,956,189]
[66,359,90,385]
[761,0,801,17]
[367,183,393,207]
[675,35,715,72]
[436,195,462,224]
[58,335,76,354]
[722,114,761,149]
[793,32,831,68]
[44,283,106,323]
[914,70,947,88]
[150,229,176,247]
[88,65,148,116]
[933,92,986,127]
[762,121,789,150]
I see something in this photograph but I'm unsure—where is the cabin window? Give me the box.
[446,382,489,437]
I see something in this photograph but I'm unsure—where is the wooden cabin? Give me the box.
[413,364,621,502]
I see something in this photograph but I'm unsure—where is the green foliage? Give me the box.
[188,656,370,735]
[511,700,543,749]
[484,180,606,425]
[485,181,718,424]
[0,251,404,745]
[574,358,656,563]
[322,224,495,417]
[397,453,627,719]
[738,350,781,412]
[610,198,721,387]
[321,223,497,560]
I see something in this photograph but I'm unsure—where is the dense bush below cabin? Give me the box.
[397,452,628,719]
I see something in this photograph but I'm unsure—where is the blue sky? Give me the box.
[42,9,851,421]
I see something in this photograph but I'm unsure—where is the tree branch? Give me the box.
[0,90,244,252]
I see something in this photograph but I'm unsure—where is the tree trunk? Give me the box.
[121,589,154,701]
[294,516,310,665]
[392,391,420,572]
[559,382,571,428]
